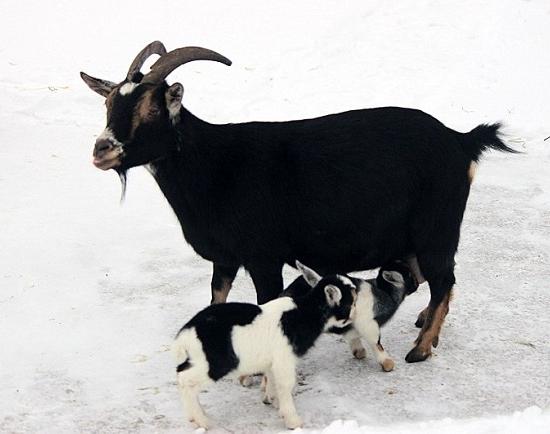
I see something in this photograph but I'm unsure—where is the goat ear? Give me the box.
[296,260,322,287]
[80,72,116,97]
[382,270,405,288]
[166,83,184,115]
[324,284,342,307]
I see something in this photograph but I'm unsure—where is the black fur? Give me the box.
[372,261,417,325]
[176,360,191,372]
[86,72,517,316]
[283,261,417,333]
[280,277,356,356]
[129,106,514,305]
[176,279,354,379]
[177,303,262,380]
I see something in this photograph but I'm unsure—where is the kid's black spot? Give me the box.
[176,360,192,372]
[179,303,262,380]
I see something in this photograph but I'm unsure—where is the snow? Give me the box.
[298,407,550,434]
[1,0,549,433]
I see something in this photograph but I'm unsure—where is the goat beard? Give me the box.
[116,168,128,203]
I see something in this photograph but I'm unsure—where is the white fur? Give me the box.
[167,101,181,124]
[166,83,183,124]
[337,275,356,289]
[144,163,157,176]
[342,280,395,371]
[382,270,405,288]
[97,127,123,148]
[325,315,353,331]
[119,82,138,96]
[173,297,304,429]
[324,284,342,306]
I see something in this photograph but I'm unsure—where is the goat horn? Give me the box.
[141,46,231,84]
[126,41,167,81]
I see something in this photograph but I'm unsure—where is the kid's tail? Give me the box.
[172,336,191,373]
[459,123,518,162]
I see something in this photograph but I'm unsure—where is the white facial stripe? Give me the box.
[337,275,356,289]
[119,82,139,96]
[98,127,123,147]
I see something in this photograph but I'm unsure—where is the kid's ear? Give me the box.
[382,270,405,288]
[324,284,342,307]
[296,260,322,287]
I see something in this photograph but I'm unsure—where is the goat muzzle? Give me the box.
[93,138,122,170]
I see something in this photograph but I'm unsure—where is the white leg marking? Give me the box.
[178,382,209,429]
[262,370,278,407]
[359,320,394,371]
[344,329,367,359]
[272,357,302,429]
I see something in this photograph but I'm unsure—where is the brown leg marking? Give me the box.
[467,161,478,184]
[211,277,232,304]
[382,359,395,372]
[239,375,254,387]
[415,306,430,328]
[406,291,452,363]
[376,343,395,372]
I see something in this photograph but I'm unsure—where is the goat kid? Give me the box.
[284,260,418,372]
[172,261,357,430]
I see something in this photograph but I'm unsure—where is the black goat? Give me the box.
[81,41,516,363]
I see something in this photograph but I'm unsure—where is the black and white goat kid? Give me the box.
[81,41,517,363]
[172,262,356,429]
[284,260,418,372]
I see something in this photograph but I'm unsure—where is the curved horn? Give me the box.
[141,46,231,84]
[126,41,167,81]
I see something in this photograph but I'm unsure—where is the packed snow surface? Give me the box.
[0,0,549,433]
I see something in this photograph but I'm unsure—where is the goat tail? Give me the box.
[459,123,518,162]
[172,335,191,374]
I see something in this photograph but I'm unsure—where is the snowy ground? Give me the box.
[1,0,549,433]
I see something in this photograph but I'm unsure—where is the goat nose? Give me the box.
[94,139,113,157]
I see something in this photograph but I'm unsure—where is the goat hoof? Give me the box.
[432,335,439,348]
[263,398,279,408]
[191,415,209,430]
[353,347,366,360]
[382,358,395,372]
[405,346,431,363]
[284,415,303,430]
[239,375,253,387]
[262,393,277,406]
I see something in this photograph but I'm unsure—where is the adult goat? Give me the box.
[81,41,516,362]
